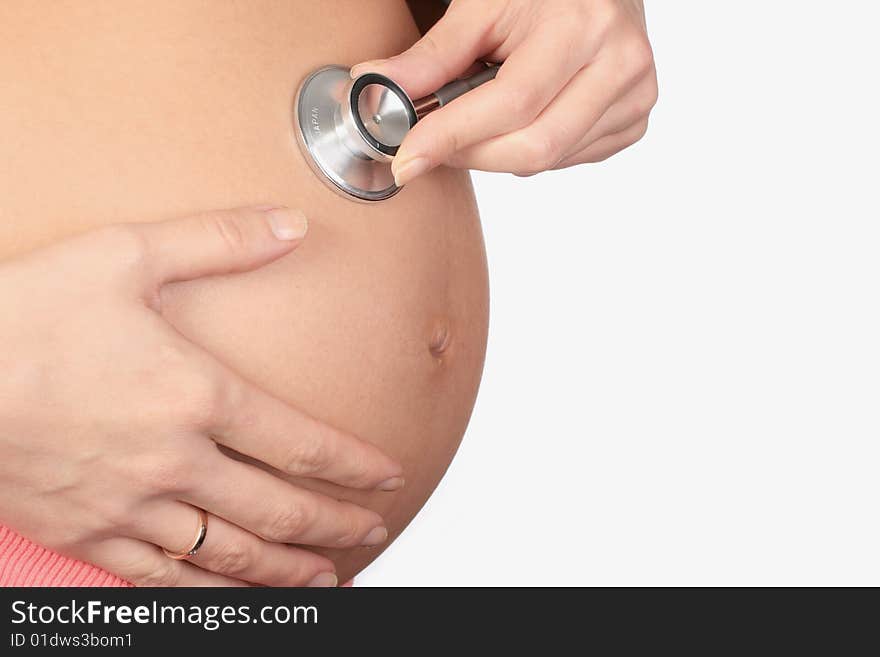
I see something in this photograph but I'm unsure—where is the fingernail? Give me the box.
[392,156,431,187]
[350,60,385,78]
[307,572,338,588]
[265,207,308,241]
[361,526,388,547]
[377,476,405,492]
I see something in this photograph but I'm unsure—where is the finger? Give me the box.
[557,72,658,160]
[188,451,389,550]
[391,26,592,185]
[199,357,403,491]
[87,537,247,587]
[552,118,650,168]
[350,0,507,98]
[137,503,338,587]
[446,56,636,176]
[138,205,308,286]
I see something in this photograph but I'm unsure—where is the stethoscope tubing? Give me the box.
[411,64,499,120]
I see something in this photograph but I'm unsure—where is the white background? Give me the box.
[360,1,880,585]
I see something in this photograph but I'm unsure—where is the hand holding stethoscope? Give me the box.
[352,0,657,185]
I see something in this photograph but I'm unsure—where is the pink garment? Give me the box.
[0,524,353,587]
[0,525,129,587]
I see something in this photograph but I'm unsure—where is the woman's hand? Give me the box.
[353,0,657,183]
[0,206,404,587]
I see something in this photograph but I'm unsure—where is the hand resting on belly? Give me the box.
[0,0,490,586]
[0,205,404,587]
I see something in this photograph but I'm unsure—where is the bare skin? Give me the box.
[0,0,488,584]
[0,0,657,582]
[360,0,657,182]
[0,207,406,587]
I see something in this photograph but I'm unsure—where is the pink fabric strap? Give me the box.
[0,525,129,587]
[0,524,352,587]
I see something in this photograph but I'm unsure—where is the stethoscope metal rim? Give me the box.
[294,65,402,202]
[295,63,498,203]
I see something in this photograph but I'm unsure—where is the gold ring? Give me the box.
[162,507,208,560]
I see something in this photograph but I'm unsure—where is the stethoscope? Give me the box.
[294,64,498,202]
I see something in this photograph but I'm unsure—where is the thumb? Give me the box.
[350,0,503,99]
[140,205,308,285]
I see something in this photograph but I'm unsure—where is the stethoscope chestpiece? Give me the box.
[295,66,402,202]
[345,72,417,160]
[294,63,498,202]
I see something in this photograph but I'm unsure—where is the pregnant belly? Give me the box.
[0,0,488,582]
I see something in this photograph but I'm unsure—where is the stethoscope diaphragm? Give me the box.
[294,63,498,202]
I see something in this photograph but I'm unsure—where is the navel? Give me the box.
[428,322,452,360]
